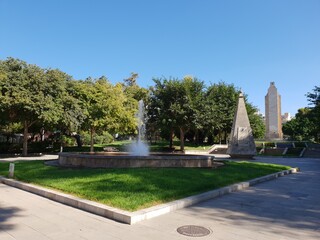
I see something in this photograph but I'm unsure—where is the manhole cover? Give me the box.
[177,225,212,237]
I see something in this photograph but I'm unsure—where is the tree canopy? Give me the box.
[0,58,82,155]
[283,86,320,142]
[148,77,265,150]
[72,77,137,152]
[0,57,269,155]
[0,58,142,154]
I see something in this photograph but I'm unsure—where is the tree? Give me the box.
[306,86,320,142]
[172,77,204,151]
[282,117,299,140]
[148,78,180,149]
[306,86,320,106]
[0,58,76,156]
[123,72,139,87]
[123,72,149,102]
[182,76,206,144]
[282,108,314,141]
[283,86,320,142]
[246,103,265,139]
[204,82,239,143]
[74,77,136,152]
[54,75,87,147]
[148,77,205,151]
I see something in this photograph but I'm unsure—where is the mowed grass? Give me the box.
[0,161,290,211]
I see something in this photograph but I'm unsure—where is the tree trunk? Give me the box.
[22,120,28,157]
[224,130,227,144]
[40,128,45,141]
[90,126,95,153]
[208,134,213,145]
[195,129,199,145]
[179,127,185,152]
[169,128,174,149]
[73,134,82,148]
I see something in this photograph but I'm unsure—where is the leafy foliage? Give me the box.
[283,86,320,142]
[72,77,137,151]
[0,57,269,154]
[148,79,265,148]
[148,77,205,150]
[0,58,82,155]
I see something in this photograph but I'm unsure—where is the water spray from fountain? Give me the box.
[128,100,149,156]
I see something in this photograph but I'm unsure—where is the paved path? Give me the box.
[0,157,319,240]
[0,154,58,162]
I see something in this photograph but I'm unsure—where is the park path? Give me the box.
[0,157,319,240]
[0,154,58,162]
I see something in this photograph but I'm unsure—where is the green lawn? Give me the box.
[0,161,291,211]
[104,140,213,152]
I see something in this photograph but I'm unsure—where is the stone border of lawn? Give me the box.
[0,168,299,225]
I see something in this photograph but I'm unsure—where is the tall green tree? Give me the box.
[204,82,264,143]
[74,77,136,152]
[178,76,206,145]
[306,86,320,142]
[204,82,239,143]
[148,78,181,149]
[0,58,78,156]
[283,86,320,142]
[282,108,314,141]
[122,72,149,102]
[246,103,265,139]
[148,77,205,151]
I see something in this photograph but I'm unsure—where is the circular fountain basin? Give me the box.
[58,152,216,168]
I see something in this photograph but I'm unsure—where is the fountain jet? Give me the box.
[128,100,149,156]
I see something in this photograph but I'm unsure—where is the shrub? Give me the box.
[294,142,307,148]
[286,147,304,156]
[28,141,51,153]
[264,142,275,148]
[0,143,22,154]
[80,131,114,145]
[61,135,76,147]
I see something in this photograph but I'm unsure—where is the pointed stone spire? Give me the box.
[227,92,256,159]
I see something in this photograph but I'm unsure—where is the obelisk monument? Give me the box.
[265,82,283,140]
[227,92,256,159]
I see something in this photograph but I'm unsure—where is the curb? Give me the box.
[0,167,299,225]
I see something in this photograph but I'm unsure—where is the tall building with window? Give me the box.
[265,82,283,140]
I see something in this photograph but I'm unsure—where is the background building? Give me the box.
[265,82,283,140]
[282,112,292,124]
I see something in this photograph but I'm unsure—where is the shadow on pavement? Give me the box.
[0,205,23,231]
[186,157,320,238]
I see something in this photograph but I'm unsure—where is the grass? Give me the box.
[60,140,213,153]
[104,140,213,151]
[0,161,291,211]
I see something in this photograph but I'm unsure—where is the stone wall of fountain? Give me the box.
[58,152,215,168]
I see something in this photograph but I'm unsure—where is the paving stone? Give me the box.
[0,156,319,239]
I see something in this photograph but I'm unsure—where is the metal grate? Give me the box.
[177,225,212,237]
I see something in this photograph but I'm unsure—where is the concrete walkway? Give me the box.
[0,157,319,240]
[0,154,58,162]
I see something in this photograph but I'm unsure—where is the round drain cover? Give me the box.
[177,225,212,237]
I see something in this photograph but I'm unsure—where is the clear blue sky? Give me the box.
[1,0,319,116]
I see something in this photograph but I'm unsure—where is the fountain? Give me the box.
[58,100,219,169]
[127,100,149,156]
